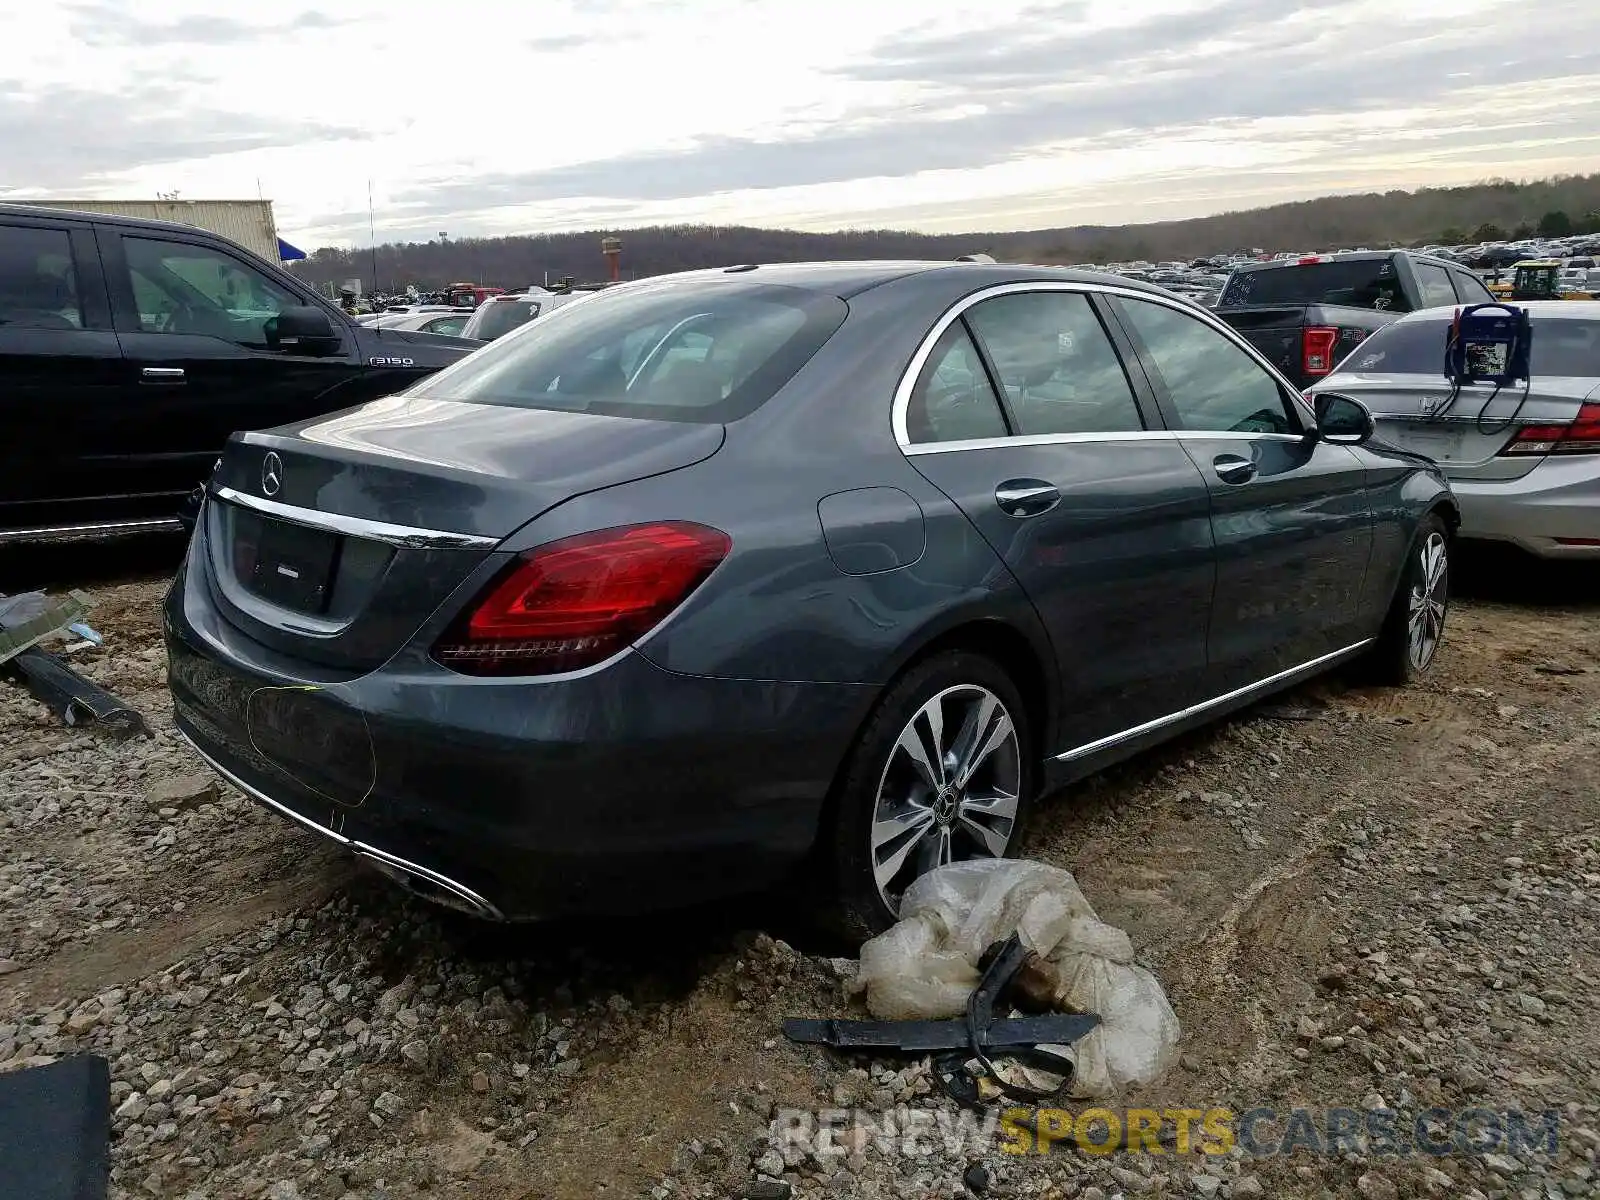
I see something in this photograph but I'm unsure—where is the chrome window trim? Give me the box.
[1052,639,1372,763]
[904,429,1309,456]
[213,485,500,550]
[892,280,1312,450]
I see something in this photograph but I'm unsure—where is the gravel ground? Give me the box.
[1,552,1597,1200]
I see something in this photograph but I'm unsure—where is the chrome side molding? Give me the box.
[0,517,183,545]
[1053,640,1373,763]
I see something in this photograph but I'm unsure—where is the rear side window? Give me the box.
[1221,258,1413,313]
[1414,263,1457,309]
[964,291,1145,436]
[411,280,848,423]
[906,324,1009,444]
[1336,317,1600,378]
[0,225,83,329]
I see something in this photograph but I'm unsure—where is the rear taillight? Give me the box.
[1500,402,1600,456]
[433,521,731,676]
[1303,326,1339,376]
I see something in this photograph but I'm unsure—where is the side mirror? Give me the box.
[1314,392,1375,445]
[269,305,341,355]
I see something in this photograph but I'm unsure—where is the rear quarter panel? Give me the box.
[1352,447,1455,625]
[489,270,1057,692]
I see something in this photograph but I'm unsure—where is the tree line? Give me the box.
[288,172,1600,291]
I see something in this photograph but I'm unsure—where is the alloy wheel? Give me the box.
[868,684,1021,912]
[1407,531,1449,671]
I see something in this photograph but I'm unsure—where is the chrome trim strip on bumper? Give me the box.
[212,486,500,550]
[176,728,505,919]
[1053,639,1373,763]
[0,517,183,545]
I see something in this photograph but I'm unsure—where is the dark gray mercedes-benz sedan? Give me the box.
[164,260,1456,934]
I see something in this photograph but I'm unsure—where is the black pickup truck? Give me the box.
[0,204,477,544]
[1214,251,1496,388]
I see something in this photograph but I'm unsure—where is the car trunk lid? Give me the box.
[1330,375,1594,481]
[203,394,724,672]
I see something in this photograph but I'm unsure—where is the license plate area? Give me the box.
[232,510,340,614]
[1390,421,1466,463]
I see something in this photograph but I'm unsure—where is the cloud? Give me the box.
[67,3,350,47]
[0,80,363,190]
[379,7,1600,221]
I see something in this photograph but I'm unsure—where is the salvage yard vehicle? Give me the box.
[164,260,1458,935]
[1214,250,1495,388]
[1309,301,1600,559]
[0,204,478,544]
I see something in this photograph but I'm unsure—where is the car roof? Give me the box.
[0,201,239,241]
[1390,300,1600,324]
[1226,250,1460,273]
[620,260,1175,300]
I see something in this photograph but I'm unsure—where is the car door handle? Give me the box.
[140,367,186,384]
[1212,455,1257,484]
[995,479,1061,517]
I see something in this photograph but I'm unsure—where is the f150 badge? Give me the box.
[369,356,415,367]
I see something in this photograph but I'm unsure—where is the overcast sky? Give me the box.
[3,0,1598,248]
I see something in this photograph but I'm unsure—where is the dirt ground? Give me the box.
[1,540,1596,1200]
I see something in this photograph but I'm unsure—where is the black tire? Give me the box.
[820,651,1035,941]
[1364,511,1451,686]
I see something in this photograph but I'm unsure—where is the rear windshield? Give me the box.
[471,298,541,341]
[1221,258,1413,313]
[1332,317,1600,379]
[410,280,848,423]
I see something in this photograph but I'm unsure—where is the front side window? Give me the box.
[906,324,1009,444]
[1453,271,1494,304]
[0,225,83,330]
[964,291,1144,436]
[1117,298,1298,434]
[123,237,297,348]
[410,280,847,423]
[1414,263,1457,309]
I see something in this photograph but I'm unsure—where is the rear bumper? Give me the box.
[1451,456,1600,559]
[164,560,874,920]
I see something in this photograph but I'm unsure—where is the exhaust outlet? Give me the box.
[353,846,505,920]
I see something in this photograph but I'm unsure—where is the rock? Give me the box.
[755,1149,784,1177]
[739,1183,792,1200]
[1233,1177,1264,1199]
[471,1071,490,1093]
[1421,1167,1454,1191]
[0,961,18,977]
[146,775,219,811]
[1482,1153,1518,1176]
[401,1040,430,1066]
[553,1058,581,1077]
[964,1163,991,1194]
[265,1183,303,1200]
[1193,1174,1223,1196]
[1516,994,1547,1017]
[1081,1188,1106,1200]
[1357,1173,1398,1200]
[372,1091,404,1119]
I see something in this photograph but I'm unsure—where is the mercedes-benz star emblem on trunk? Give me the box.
[261,452,283,497]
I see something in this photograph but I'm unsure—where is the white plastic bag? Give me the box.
[855,859,1180,1097]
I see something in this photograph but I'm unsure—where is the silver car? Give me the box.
[1310,301,1600,559]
